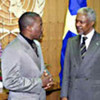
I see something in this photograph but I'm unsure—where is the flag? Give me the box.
[59,0,87,86]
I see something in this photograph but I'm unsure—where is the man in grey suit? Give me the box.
[61,7,100,100]
[1,12,53,100]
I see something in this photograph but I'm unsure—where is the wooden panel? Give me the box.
[46,90,60,100]
[41,0,67,85]
[0,92,8,100]
[87,0,100,32]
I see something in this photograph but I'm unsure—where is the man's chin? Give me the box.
[78,31,84,35]
[39,34,43,39]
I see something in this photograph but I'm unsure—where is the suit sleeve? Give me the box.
[60,39,71,98]
[1,48,43,94]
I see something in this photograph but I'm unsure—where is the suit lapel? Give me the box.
[17,34,41,71]
[78,32,100,75]
[73,35,82,66]
[25,48,41,70]
[82,32,100,65]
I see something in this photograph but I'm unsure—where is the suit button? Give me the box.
[85,78,89,80]
[75,87,77,89]
[75,76,79,79]
[73,65,76,67]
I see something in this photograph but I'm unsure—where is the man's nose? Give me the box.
[41,27,43,32]
[76,21,81,27]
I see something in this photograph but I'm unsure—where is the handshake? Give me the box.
[41,70,54,90]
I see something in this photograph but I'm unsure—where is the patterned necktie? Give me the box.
[80,37,87,59]
[32,42,39,57]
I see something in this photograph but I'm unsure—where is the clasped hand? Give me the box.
[41,70,54,90]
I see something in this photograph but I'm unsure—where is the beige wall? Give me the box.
[42,0,67,86]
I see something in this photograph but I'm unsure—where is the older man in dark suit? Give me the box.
[1,12,53,100]
[61,7,100,100]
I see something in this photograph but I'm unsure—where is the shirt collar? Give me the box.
[20,32,33,46]
[81,29,95,39]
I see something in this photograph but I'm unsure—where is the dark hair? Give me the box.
[18,12,40,32]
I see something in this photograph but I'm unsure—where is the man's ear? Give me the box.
[27,25,35,31]
[26,26,31,31]
[26,25,34,33]
[91,21,95,26]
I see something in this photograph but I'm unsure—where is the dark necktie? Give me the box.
[32,42,39,57]
[80,37,87,59]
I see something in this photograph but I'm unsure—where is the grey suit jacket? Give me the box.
[1,34,46,100]
[61,31,100,100]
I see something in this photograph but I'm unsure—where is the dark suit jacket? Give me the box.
[61,31,100,100]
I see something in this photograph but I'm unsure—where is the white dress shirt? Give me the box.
[80,29,95,50]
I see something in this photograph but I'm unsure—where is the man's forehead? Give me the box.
[76,13,89,20]
[33,16,41,22]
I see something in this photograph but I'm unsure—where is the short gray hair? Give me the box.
[78,7,96,22]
